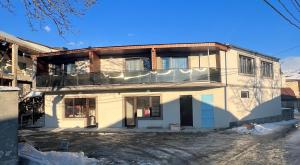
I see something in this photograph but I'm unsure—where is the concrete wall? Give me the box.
[223,48,282,124]
[0,88,19,164]
[44,87,229,128]
[285,81,300,97]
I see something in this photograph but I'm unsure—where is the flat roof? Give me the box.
[34,42,280,61]
[228,44,280,62]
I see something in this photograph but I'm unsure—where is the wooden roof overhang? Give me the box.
[33,42,229,59]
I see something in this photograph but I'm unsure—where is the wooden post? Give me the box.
[89,51,100,73]
[11,44,19,87]
[151,48,157,70]
[31,56,37,89]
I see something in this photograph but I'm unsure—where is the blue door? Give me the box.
[201,95,214,128]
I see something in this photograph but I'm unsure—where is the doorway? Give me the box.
[201,94,214,128]
[180,95,193,126]
[125,97,136,127]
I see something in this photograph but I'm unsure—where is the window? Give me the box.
[261,61,273,78]
[18,62,26,70]
[64,63,76,75]
[127,96,161,118]
[52,64,62,75]
[125,58,151,71]
[239,55,255,75]
[65,98,96,118]
[162,57,187,69]
[241,91,249,98]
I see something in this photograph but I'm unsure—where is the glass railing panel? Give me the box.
[191,68,209,81]
[36,67,222,87]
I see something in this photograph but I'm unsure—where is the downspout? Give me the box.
[224,50,228,112]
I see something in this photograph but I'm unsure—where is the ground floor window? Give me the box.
[125,96,161,118]
[65,98,96,118]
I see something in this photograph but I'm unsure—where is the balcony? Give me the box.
[36,68,221,88]
[0,62,13,79]
[17,68,34,82]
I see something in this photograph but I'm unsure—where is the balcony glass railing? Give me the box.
[36,68,221,87]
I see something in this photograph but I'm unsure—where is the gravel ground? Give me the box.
[19,127,297,165]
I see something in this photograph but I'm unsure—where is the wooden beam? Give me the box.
[33,42,229,57]
[89,51,100,73]
[151,48,157,70]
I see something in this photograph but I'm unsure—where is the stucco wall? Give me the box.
[0,89,19,164]
[44,87,229,128]
[286,81,300,97]
[223,49,282,123]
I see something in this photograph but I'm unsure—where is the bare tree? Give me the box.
[0,0,96,35]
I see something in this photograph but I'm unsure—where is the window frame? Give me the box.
[124,95,162,120]
[261,60,273,78]
[125,57,151,72]
[241,91,250,98]
[64,97,96,118]
[238,55,256,76]
[162,56,188,70]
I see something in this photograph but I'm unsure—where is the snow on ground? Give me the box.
[231,119,298,135]
[19,143,100,165]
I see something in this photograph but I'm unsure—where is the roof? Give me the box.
[33,42,280,62]
[281,87,297,100]
[228,44,280,62]
[34,42,229,57]
[0,31,58,53]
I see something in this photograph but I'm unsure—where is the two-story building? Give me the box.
[0,31,57,96]
[33,42,282,129]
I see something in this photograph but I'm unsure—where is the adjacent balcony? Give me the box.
[36,67,221,88]
[0,62,13,79]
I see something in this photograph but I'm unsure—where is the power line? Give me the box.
[295,0,300,9]
[291,0,300,12]
[277,0,300,23]
[262,0,300,30]
[275,44,300,54]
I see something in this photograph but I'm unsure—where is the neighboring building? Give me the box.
[33,42,282,129]
[282,79,300,110]
[0,31,57,96]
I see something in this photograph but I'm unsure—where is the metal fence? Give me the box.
[36,68,221,87]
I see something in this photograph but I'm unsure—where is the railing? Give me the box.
[36,68,221,87]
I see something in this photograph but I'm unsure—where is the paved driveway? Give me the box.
[19,129,292,165]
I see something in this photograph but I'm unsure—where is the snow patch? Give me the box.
[24,91,43,98]
[231,120,298,135]
[18,143,99,165]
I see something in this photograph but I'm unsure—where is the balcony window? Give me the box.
[65,98,96,118]
[50,63,76,75]
[125,58,151,72]
[64,63,76,75]
[162,57,187,69]
[261,61,273,78]
[18,62,26,70]
[239,55,255,75]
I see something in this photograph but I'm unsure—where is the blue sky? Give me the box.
[1,0,300,59]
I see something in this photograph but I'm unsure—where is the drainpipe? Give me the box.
[224,50,228,112]
[207,47,210,82]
